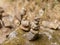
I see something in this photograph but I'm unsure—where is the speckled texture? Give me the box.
[0,0,60,45]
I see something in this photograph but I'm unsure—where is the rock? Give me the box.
[20,19,30,31]
[39,9,44,17]
[23,32,39,41]
[30,22,39,31]
[20,25,30,32]
[13,18,20,28]
[8,31,17,40]
[42,21,59,29]
[34,17,40,22]
[30,17,40,31]
[21,20,29,27]
[20,7,26,16]
[30,29,39,34]
[2,16,12,27]
[2,13,9,17]
[1,27,10,33]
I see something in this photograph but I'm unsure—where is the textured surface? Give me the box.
[0,0,60,45]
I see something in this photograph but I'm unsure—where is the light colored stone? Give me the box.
[20,25,30,32]
[42,21,59,29]
[1,28,10,33]
[2,12,9,17]
[8,31,17,40]
[23,32,39,41]
[2,16,12,27]
[30,21,39,30]
[39,9,44,17]
[21,20,29,27]
[20,7,26,15]
[30,29,39,34]
[13,18,20,27]
[30,22,37,29]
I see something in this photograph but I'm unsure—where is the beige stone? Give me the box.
[20,25,30,32]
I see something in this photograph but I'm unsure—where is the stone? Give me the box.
[39,9,44,17]
[13,18,20,28]
[30,29,39,34]
[20,8,26,16]
[2,16,12,27]
[8,31,17,40]
[42,21,59,29]
[20,25,30,32]
[34,17,40,22]
[23,32,39,41]
[1,27,10,33]
[21,20,29,27]
[2,13,9,17]
[30,22,39,30]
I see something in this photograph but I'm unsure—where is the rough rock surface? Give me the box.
[0,0,60,45]
[23,31,39,41]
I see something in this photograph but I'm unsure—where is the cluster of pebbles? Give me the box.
[0,0,60,44]
[0,0,41,41]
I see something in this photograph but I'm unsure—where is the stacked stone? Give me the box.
[23,17,40,41]
[30,17,40,33]
[20,16,30,32]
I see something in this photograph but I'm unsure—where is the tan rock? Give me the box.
[30,29,39,34]
[42,21,59,29]
[1,27,10,33]
[2,16,12,27]
[20,25,30,32]
[23,31,39,41]
[21,20,29,27]
[13,18,20,28]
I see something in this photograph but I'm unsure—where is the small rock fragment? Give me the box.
[20,25,30,32]
[30,29,39,34]
[23,32,39,41]
[42,21,59,29]
[39,9,44,17]
[30,21,39,31]
[8,31,17,39]
[2,13,9,17]
[20,19,30,31]
[1,27,10,33]
[2,16,12,27]
[13,18,20,28]
[20,8,26,16]
[21,20,29,27]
